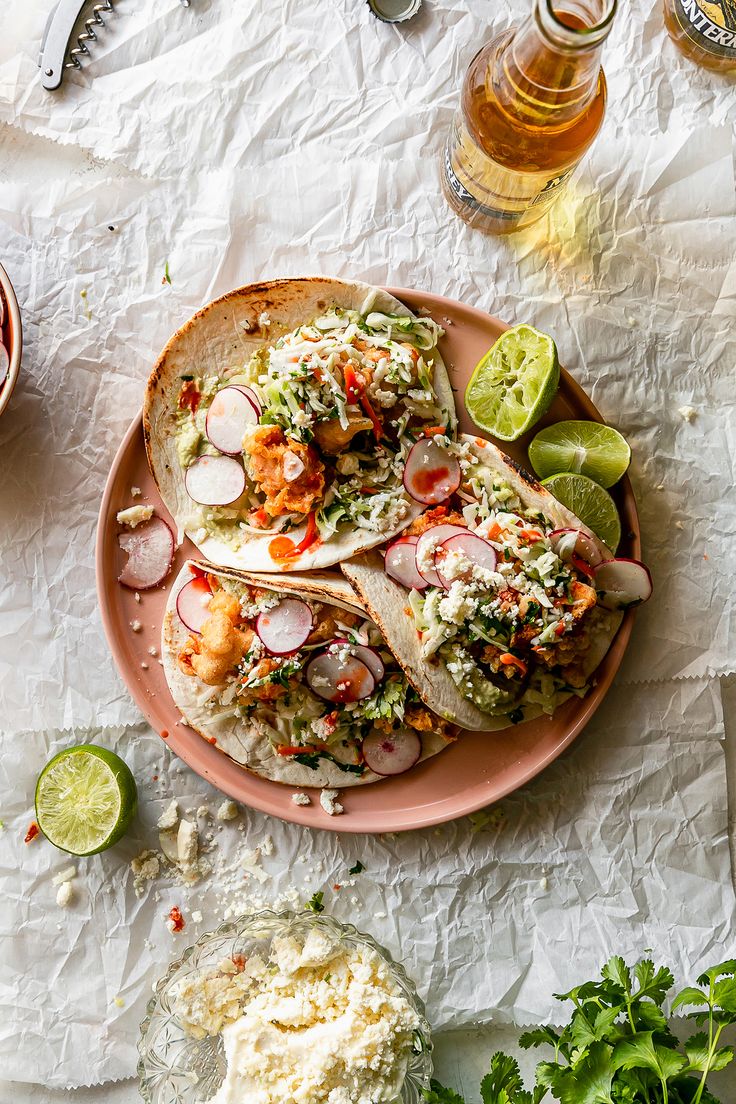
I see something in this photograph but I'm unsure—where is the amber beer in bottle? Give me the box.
[663,0,736,72]
[442,0,617,235]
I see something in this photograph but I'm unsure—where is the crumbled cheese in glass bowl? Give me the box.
[137,910,432,1104]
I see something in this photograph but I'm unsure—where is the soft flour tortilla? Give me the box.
[144,277,456,572]
[342,435,623,732]
[162,561,452,788]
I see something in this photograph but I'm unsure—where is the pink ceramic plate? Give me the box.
[96,288,640,833]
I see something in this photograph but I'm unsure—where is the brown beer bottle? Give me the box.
[442,0,617,235]
[663,0,736,72]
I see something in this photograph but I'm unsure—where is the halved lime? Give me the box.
[541,472,621,552]
[528,420,631,488]
[35,745,137,856]
[465,324,560,442]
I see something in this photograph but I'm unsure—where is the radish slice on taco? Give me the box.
[162,561,456,788]
[342,435,640,732]
[144,277,456,573]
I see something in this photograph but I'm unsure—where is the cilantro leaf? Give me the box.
[602,955,631,994]
[696,960,736,987]
[162,260,171,286]
[305,891,324,913]
[671,986,709,1013]
[423,1081,465,1104]
[633,959,674,1003]
[480,1053,537,1104]
[557,1041,615,1104]
[349,860,365,876]
[612,1031,686,1081]
[518,1027,561,1051]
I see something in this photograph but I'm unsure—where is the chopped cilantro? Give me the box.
[180,374,194,381]
[305,891,324,914]
[162,260,171,285]
[507,708,524,725]
[349,860,365,876]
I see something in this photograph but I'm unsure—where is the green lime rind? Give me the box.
[465,324,560,442]
[541,472,622,552]
[528,419,631,488]
[35,744,137,856]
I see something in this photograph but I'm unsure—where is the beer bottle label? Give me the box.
[442,146,575,226]
[672,0,736,58]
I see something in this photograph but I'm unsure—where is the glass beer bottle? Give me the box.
[663,0,736,72]
[442,0,617,235]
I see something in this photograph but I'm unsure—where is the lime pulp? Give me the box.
[35,745,137,856]
[528,420,631,488]
[541,472,622,552]
[464,324,560,442]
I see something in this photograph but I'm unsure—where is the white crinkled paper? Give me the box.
[0,677,733,1087]
[1,0,736,1092]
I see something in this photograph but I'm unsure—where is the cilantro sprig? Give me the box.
[425,956,736,1104]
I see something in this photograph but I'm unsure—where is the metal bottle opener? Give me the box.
[38,0,116,91]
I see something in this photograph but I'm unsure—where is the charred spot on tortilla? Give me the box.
[505,453,542,491]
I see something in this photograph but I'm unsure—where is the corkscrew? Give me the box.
[38,0,116,91]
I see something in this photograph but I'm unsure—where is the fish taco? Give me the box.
[342,434,629,731]
[144,277,456,573]
[162,560,455,787]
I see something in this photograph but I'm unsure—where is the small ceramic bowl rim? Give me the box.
[0,261,22,419]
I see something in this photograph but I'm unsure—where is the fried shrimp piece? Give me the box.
[208,590,240,621]
[404,704,454,741]
[244,425,325,517]
[313,412,373,455]
[308,606,362,644]
[566,579,597,620]
[405,506,467,538]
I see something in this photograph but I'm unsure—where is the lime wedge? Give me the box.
[528,420,631,488]
[465,324,560,442]
[35,745,137,856]
[541,472,621,552]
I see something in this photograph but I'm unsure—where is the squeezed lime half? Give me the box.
[465,324,560,442]
[529,420,631,488]
[541,472,622,552]
[35,745,137,855]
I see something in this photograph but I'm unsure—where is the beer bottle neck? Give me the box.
[497,0,616,122]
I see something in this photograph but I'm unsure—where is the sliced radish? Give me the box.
[435,532,497,589]
[550,528,603,567]
[176,576,213,633]
[0,293,4,327]
[232,385,262,417]
[306,652,375,703]
[330,640,385,683]
[185,455,246,506]
[118,516,174,590]
[403,439,462,506]
[414,523,468,588]
[593,558,652,611]
[0,343,8,387]
[256,598,313,655]
[385,536,427,591]
[362,728,422,776]
[205,386,258,455]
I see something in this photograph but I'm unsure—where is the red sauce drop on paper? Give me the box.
[24,821,40,844]
[168,906,185,932]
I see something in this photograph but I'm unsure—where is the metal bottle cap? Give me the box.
[367,0,422,23]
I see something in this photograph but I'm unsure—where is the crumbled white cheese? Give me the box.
[56,880,75,908]
[261,834,274,857]
[292,792,311,806]
[130,619,142,633]
[172,929,419,1104]
[131,850,161,896]
[116,504,154,528]
[177,820,199,868]
[678,405,697,422]
[239,848,269,884]
[258,312,272,327]
[52,865,77,886]
[438,581,477,625]
[335,453,360,476]
[320,790,344,816]
[191,910,203,924]
[217,800,239,822]
[131,486,142,497]
[148,645,159,657]
[157,799,179,830]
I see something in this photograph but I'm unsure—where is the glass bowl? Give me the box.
[137,909,433,1104]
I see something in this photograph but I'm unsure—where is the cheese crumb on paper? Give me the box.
[217,800,239,822]
[320,790,343,816]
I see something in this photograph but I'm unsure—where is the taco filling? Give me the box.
[170,564,453,780]
[343,435,628,730]
[173,310,452,557]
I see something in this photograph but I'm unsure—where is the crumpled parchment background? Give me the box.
[1,678,733,1087]
[0,0,735,1091]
